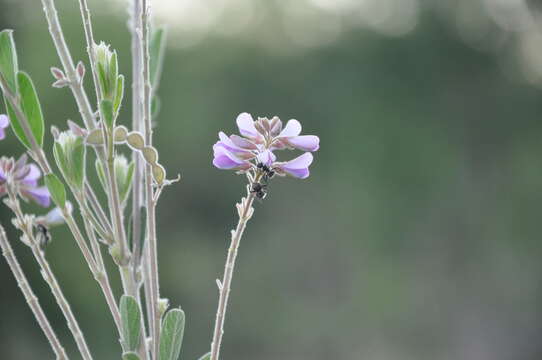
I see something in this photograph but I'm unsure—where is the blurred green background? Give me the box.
[2,0,542,359]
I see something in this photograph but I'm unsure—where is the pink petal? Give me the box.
[22,164,41,186]
[256,150,276,166]
[213,145,249,170]
[278,119,301,138]
[24,186,51,207]
[277,152,313,179]
[236,113,259,138]
[0,114,9,129]
[230,135,258,150]
[286,135,320,152]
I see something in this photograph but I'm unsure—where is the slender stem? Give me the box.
[77,0,102,104]
[85,182,113,236]
[6,190,93,360]
[41,0,96,130]
[210,183,258,360]
[0,225,69,360]
[141,1,162,357]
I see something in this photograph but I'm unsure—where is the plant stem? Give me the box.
[210,182,258,360]
[6,190,93,360]
[0,225,69,360]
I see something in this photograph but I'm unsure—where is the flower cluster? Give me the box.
[213,113,319,179]
[0,154,51,207]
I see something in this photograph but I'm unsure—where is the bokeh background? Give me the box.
[2,0,542,359]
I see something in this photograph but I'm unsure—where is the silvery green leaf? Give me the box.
[114,75,124,114]
[6,72,45,149]
[45,174,66,208]
[197,352,211,360]
[71,136,86,189]
[150,27,167,89]
[159,308,185,360]
[119,160,134,204]
[100,99,114,129]
[122,352,140,360]
[0,30,18,92]
[120,295,141,352]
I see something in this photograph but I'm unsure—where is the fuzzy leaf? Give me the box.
[114,75,124,114]
[6,72,45,149]
[120,295,141,352]
[0,30,18,91]
[150,27,167,89]
[159,308,185,360]
[100,99,114,129]
[45,174,66,208]
[122,352,140,360]
[119,161,134,204]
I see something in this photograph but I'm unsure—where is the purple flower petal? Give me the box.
[256,149,276,166]
[278,119,301,138]
[230,134,258,150]
[0,114,8,140]
[236,113,260,138]
[213,145,250,170]
[218,132,248,153]
[277,152,313,179]
[24,186,51,207]
[286,135,320,152]
[22,164,41,187]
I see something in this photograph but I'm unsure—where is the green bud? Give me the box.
[94,42,118,101]
[115,155,135,204]
[53,131,86,190]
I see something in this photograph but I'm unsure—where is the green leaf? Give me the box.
[53,142,69,180]
[0,30,18,92]
[150,27,167,89]
[119,160,134,204]
[71,136,86,189]
[122,352,140,360]
[6,72,45,149]
[100,99,114,129]
[197,353,211,360]
[95,159,107,192]
[159,308,185,360]
[114,75,124,114]
[120,295,141,352]
[45,174,66,208]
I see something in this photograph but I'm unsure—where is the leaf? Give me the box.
[0,30,18,92]
[71,136,86,189]
[120,295,142,352]
[119,161,134,204]
[159,308,185,360]
[122,352,140,360]
[150,27,167,89]
[114,75,124,114]
[197,353,211,360]
[53,142,69,180]
[45,174,66,208]
[95,159,107,192]
[6,72,45,149]
[100,99,114,129]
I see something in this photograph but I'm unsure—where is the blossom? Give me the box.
[213,113,319,179]
[0,114,9,140]
[0,155,51,207]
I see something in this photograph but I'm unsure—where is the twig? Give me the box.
[0,224,69,360]
[210,180,259,360]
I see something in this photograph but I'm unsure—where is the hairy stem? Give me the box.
[6,190,93,360]
[0,225,69,360]
[210,182,258,360]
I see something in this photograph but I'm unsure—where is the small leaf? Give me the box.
[114,75,124,114]
[122,352,140,360]
[53,142,69,181]
[45,174,66,208]
[159,308,185,360]
[95,159,107,191]
[86,128,105,145]
[120,295,142,352]
[0,30,18,92]
[119,161,134,204]
[197,353,211,360]
[71,136,86,189]
[150,27,167,89]
[6,72,45,149]
[100,99,114,129]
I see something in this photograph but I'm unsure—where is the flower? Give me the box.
[213,113,319,179]
[0,114,10,140]
[0,155,51,207]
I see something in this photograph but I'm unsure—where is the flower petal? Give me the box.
[230,135,258,150]
[277,152,313,179]
[24,186,51,207]
[0,114,9,129]
[22,164,41,186]
[236,113,259,138]
[278,119,301,138]
[286,135,320,152]
[213,145,250,170]
[256,149,276,166]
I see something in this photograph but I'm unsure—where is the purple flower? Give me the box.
[0,155,51,207]
[0,114,10,140]
[213,113,319,179]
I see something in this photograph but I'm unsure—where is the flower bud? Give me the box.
[94,42,118,101]
[53,130,86,190]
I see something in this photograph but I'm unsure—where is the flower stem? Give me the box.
[210,181,258,360]
[0,225,69,360]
